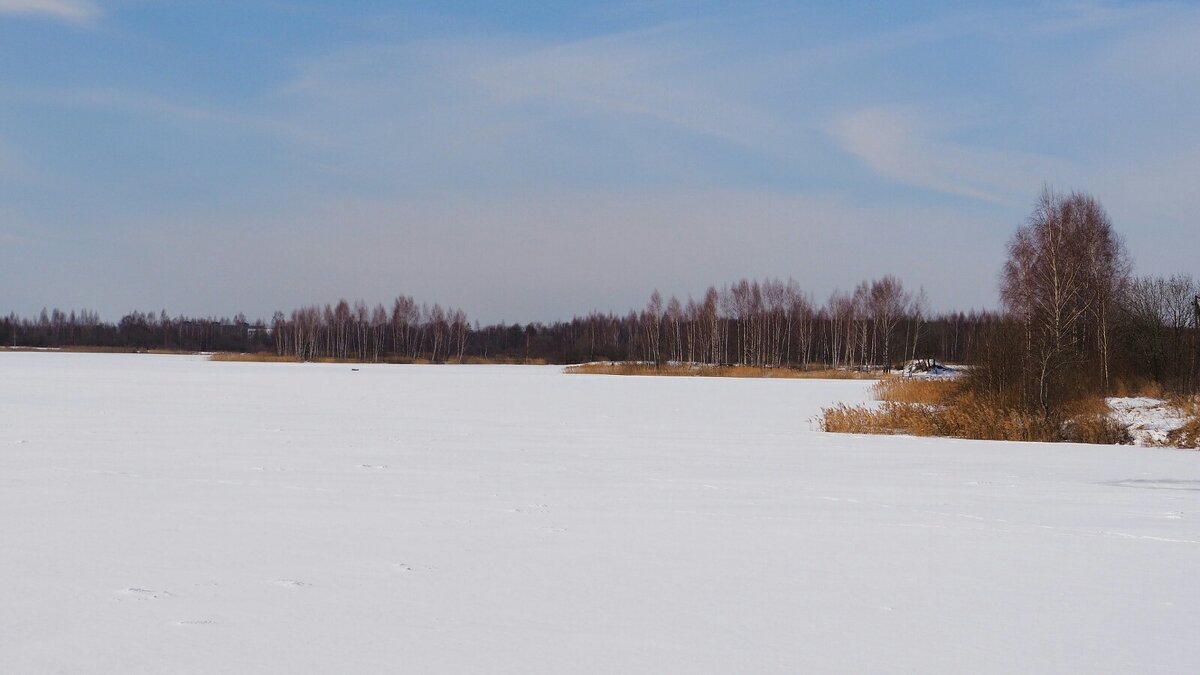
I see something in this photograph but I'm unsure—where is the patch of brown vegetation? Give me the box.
[209,352,301,363]
[1165,395,1200,449]
[564,362,880,379]
[208,352,546,365]
[1167,393,1199,416]
[821,379,1130,444]
[1166,418,1200,449]
[1110,378,1166,399]
[871,378,957,405]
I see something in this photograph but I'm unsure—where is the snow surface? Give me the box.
[1107,396,1194,447]
[2,352,1200,674]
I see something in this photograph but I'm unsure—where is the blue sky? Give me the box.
[2,1,1197,322]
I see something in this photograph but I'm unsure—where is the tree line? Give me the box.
[1,309,270,353]
[4,188,1196,400]
[269,298,468,363]
[2,280,1000,370]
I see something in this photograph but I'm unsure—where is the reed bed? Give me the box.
[564,362,881,379]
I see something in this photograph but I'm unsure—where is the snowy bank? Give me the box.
[1108,396,1196,447]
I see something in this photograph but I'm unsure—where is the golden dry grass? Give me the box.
[211,352,419,364]
[1167,393,1199,416]
[821,378,1130,444]
[1167,418,1200,449]
[209,352,301,363]
[819,402,942,436]
[1110,378,1166,399]
[871,378,958,405]
[208,352,545,365]
[209,352,388,364]
[564,362,880,379]
[1165,395,1200,449]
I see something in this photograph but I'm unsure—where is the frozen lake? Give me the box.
[2,352,1199,673]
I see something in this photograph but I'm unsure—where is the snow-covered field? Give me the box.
[2,353,1199,674]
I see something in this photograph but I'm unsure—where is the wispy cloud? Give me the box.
[830,106,1077,206]
[474,24,789,152]
[0,0,100,23]
[1028,1,1156,34]
[266,16,829,197]
[265,32,786,194]
[3,85,318,145]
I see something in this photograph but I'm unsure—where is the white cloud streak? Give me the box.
[473,26,790,152]
[0,0,100,23]
[3,85,318,145]
[830,106,1078,206]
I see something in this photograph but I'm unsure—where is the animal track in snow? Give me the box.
[1109,479,1200,492]
[1102,531,1200,544]
[358,464,388,469]
[172,619,217,626]
[268,579,309,588]
[392,562,439,573]
[116,587,171,600]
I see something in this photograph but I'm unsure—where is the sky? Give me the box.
[1,1,1197,324]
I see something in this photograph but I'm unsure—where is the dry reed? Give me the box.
[208,352,546,365]
[209,352,301,363]
[821,378,1130,444]
[1165,395,1200,449]
[564,362,880,379]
